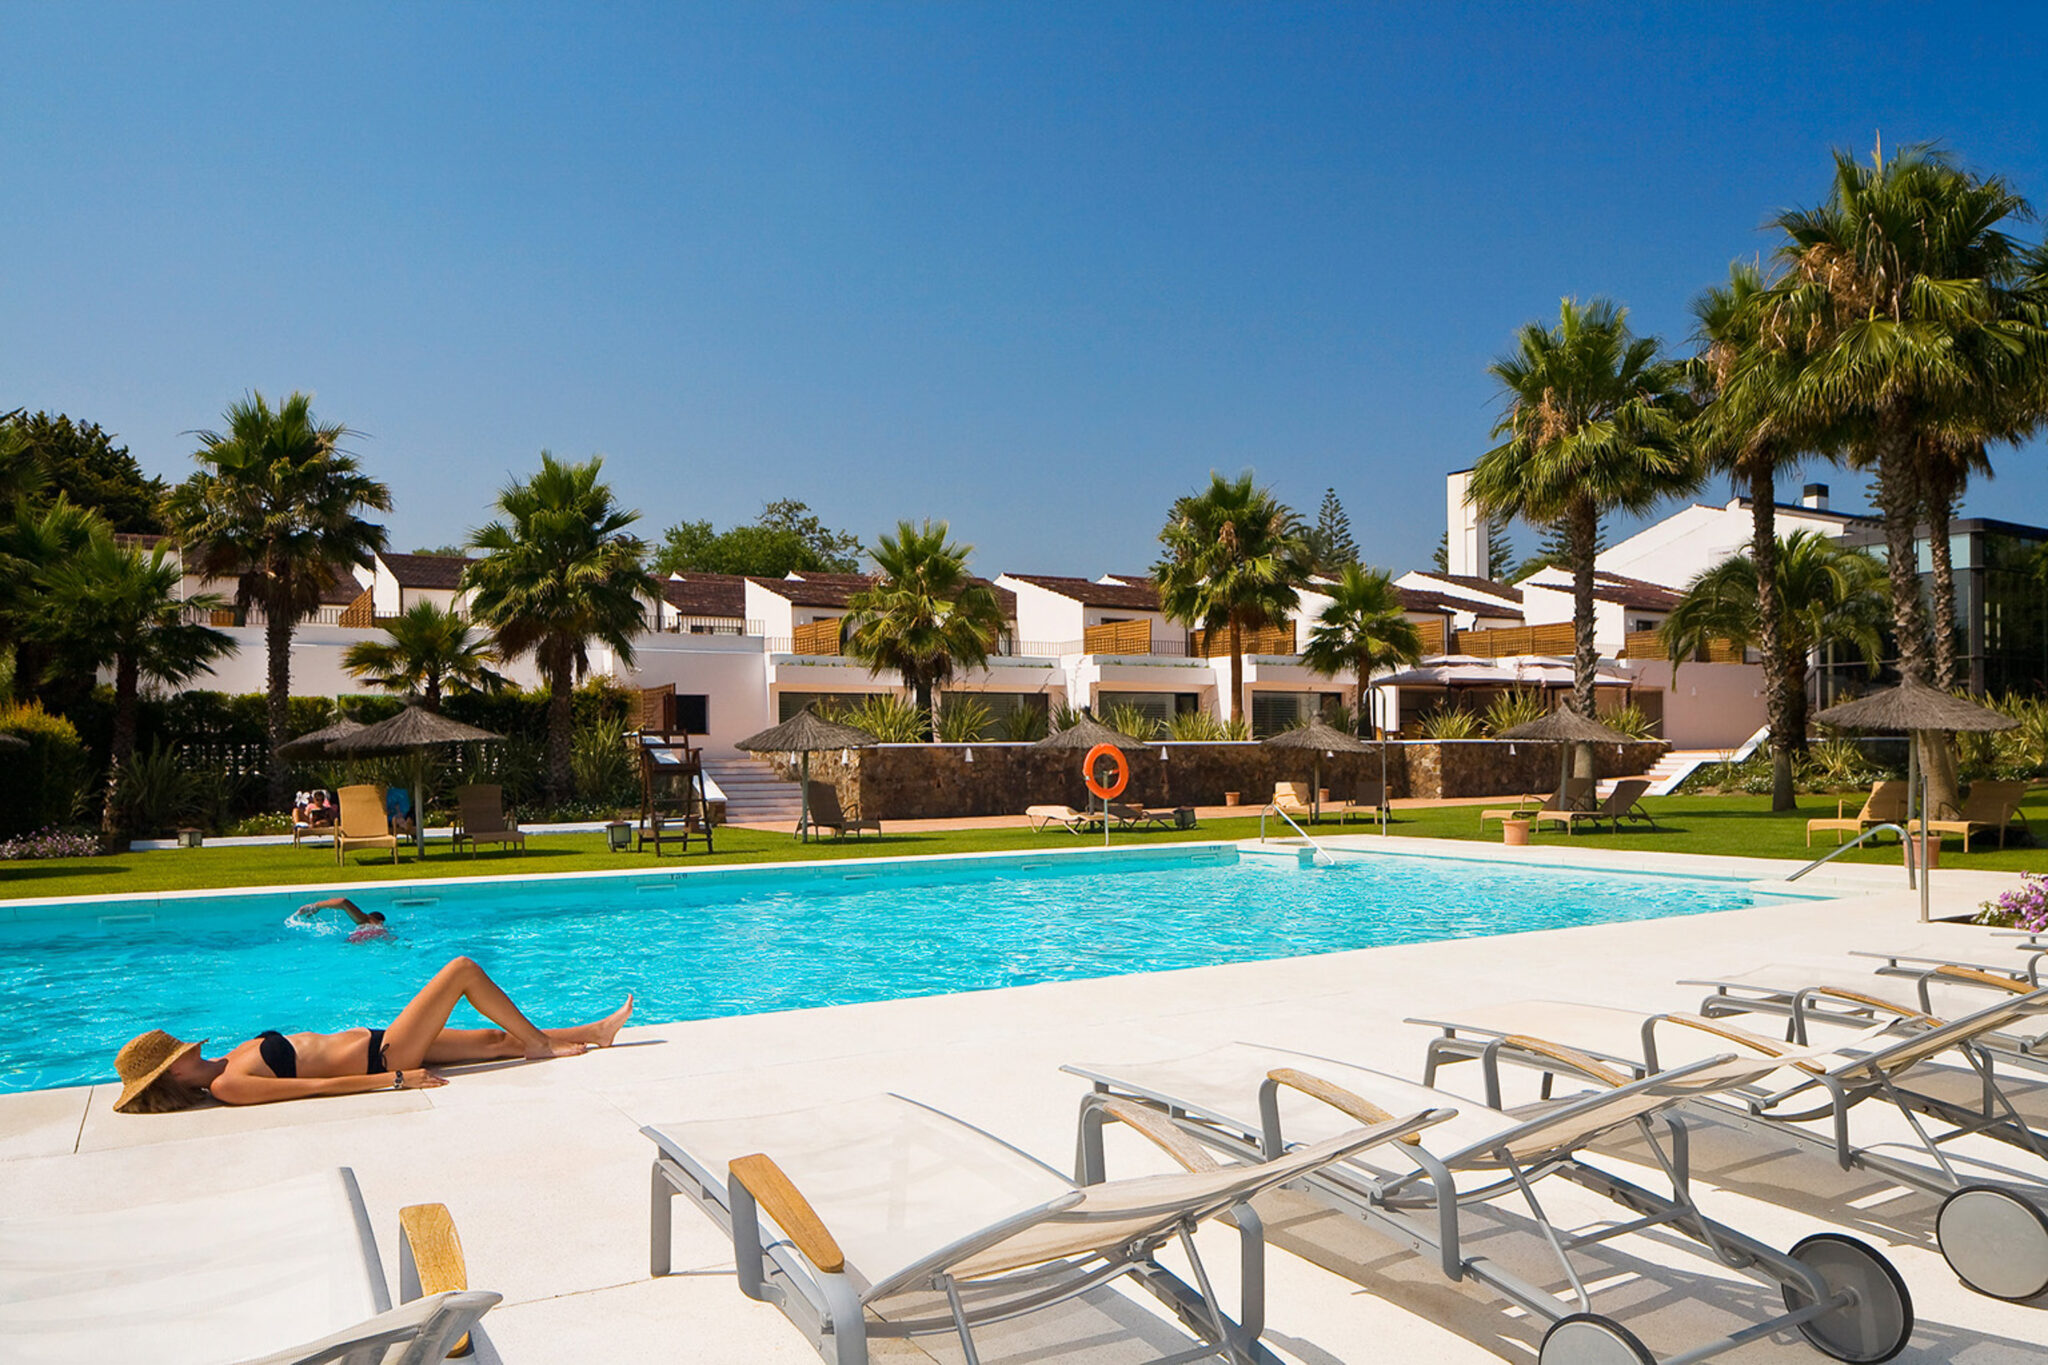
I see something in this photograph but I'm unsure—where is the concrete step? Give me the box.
[701,756,804,823]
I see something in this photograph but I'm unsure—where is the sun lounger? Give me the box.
[1108,800,1185,830]
[644,1091,1446,1365]
[0,1168,497,1364]
[1025,803,1100,833]
[1410,991,2048,1301]
[1333,778,1387,825]
[1804,779,1906,847]
[1480,777,1593,828]
[1065,1042,1910,1365]
[1270,781,1315,821]
[334,783,400,865]
[1532,777,1658,834]
[1907,778,2031,851]
[451,783,525,856]
[800,781,879,840]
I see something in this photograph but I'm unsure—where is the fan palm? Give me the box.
[0,496,101,706]
[342,601,506,712]
[163,392,390,802]
[463,453,655,799]
[1661,531,1887,755]
[1300,564,1424,738]
[843,520,1007,735]
[1468,298,1697,721]
[36,536,234,840]
[1154,472,1306,727]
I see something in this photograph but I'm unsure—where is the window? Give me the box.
[675,694,709,734]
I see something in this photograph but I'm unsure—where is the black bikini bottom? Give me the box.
[366,1027,387,1073]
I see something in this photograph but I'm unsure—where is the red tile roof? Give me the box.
[1005,574,1161,610]
[379,552,473,590]
[660,573,749,618]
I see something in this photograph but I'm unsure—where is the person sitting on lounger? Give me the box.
[293,895,391,943]
[112,956,634,1113]
[385,786,417,837]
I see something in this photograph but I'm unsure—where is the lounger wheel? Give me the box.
[1937,1184,2048,1301]
[1780,1233,1912,1363]
[1537,1313,1654,1365]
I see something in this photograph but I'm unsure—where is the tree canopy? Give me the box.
[0,410,166,532]
[652,499,861,577]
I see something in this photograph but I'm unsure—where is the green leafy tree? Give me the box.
[1154,472,1306,726]
[342,601,506,712]
[1301,564,1424,737]
[1301,488,1359,573]
[36,536,234,840]
[843,520,1007,735]
[0,411,166,532]
[1468,298,1696,722]
[464,453,656,799]
[652,498,861,577]
[163,391,390,804]
[1661,532,1887,756]
[0,498,101,706]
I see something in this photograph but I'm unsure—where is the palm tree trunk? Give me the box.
[264,564,294,807]
[546,643,574,802]
[1748,464,1795,811]
[1924,453,1962,691]
[1873,433,1931,683]
[1356,662,1371,738]
[1229,621,1245,729]
[1569,501,1600,782]
[914,678,935,740]
[1786,651,1811,747]
[101,652,139,845]
[423,671,442,714]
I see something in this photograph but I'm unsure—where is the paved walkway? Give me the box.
[1,838,2037,1363]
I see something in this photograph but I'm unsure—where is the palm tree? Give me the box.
[36,536,234,840]
[1154,472,1306,726]
[162,392,390,803]
[342,601,506,712]
[1689,261,1828,809]
[1301,564,1424,738]
[843,520,1007,736]
[1468,298,1697,723]
[0,497,100,707]
[1661,531,1887,753]
[463,453,655,799]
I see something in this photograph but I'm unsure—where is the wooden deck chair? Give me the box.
[1108,800,1178,830]
[1024,804,1099,833]
[802,781,880,840]
[1909,778,2031,851]
[452,783,525,856]
[1805,778,1907,846]
[334,783,400,865]
[1270,781,1314,820]
[0,1168,497,1364]
[646,1092,1447,1365]
[1480,776,1592,828]
[1532,778,1658,834]
[1334,778,1388,825]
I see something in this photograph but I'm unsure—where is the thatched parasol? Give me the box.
[1500,706,1633,801]
[276,718,365,762]
[328,707,505,856]
[1815,678,2016,920]
[1262,718,1372,823]
[1034,714,1148,845]
[736,705,879,842]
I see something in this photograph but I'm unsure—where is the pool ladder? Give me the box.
[1259,804,1335,866]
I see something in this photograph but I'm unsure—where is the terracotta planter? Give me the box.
[1224,792,1241,807]
[1502,819,1531,847]
[1905,832,1940,870]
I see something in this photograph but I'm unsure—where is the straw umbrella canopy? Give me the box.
[1816,678,2016,919]
[328,706,505,855]
[1499,706,1633,800]
[276,717,365,762]
[1262,717,1372,822]
[735,705,879,841]
[1034,715,1148,839]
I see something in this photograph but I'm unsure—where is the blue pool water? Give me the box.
[0,847,1791,1093]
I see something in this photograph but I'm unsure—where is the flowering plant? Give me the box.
[1979,872,2048,933]
[0,826,100,860]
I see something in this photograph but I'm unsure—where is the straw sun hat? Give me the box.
[113,1029,204,1113]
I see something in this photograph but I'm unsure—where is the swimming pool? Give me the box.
[0,845,1799,1093]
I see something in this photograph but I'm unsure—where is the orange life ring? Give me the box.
[1083,743,1129,801]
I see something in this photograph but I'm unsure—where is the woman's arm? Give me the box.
[209,1067,445,1105]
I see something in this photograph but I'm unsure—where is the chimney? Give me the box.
[1801,483,1829,511]
[1445,470,1490,578]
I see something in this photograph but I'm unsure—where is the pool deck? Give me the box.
[3,837,2044,1363]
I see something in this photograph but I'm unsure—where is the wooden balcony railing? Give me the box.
[792,617,844,656]
[1414,616,1447,655]
[1621,628,1744,663]
[1454,622,1577,658]
[1083,620,1154,654]
[1189,621,1296,657]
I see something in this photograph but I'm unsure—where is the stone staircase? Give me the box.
[1601,727,1771,797]
[700,754,804,826]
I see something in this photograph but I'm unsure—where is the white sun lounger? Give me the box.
[1064,1042,1911,1365]
[0,1168,497,1365]
[644,1091,1448,1365]
[1411,991,2048,1302]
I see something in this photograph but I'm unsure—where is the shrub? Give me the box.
[112,742,204,836]
[829,694,928,743]
[0,702,92,837]
[1977,872,2048,932]
[935,695,993,743]
[1168,710,1228,741]
[1418,708,1481,740]
[0,826,99,860]
[1049,700,1087,733]
[1601,701,1658,740]
[572,714,638,804]
[999,704,1048,742]
[1102,702,1162,742]
[1481,690,1547,736]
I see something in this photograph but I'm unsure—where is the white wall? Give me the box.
[1623,659,1768,749]
[1599,499,1857,590]
[997,578,1085,646]
[609,635,774,758]
[178,623,547,699]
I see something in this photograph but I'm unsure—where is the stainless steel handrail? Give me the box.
[1786,823,1910,882]
[1260,804,1335,865]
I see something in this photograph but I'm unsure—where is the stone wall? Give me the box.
[769,739,1665,821]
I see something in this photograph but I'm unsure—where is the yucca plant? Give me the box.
[843,694,929,743]
[935,695,994,743]
[1102,702,1163,741]
[1481,689,1548,736]
[1000,704,1048,742]
[1048,700,1087,733]
[1803,738,1879,791]
[112,743,202,836]
[572,713,638,803]
[1168,710,1228,741]
[1601,701,1658,740]
[1419,708,1481,740]
[1219,715,1252,741]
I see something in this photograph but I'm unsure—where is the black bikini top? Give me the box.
[256,1030,298,1079]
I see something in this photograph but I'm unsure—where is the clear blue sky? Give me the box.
[5,3,2045,575]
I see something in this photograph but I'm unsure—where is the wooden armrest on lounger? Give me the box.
[1267,1068,1421,1144]
[398,1203,474,1357]
[1659,1013,1827,1074]
[1500,1035,1632,1089]
[1098,1098,1221,1172]
[729,1154,845,1275]
[1932,963,2031,995]
[1808,986,1940,1025]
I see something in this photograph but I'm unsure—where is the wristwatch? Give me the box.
[390,1070,404,1089]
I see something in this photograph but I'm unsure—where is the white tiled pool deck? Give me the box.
[3,836,2044,1363]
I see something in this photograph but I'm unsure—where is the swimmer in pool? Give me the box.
[294,896,391,942]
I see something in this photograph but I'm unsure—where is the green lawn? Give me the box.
[3,792,2042,902]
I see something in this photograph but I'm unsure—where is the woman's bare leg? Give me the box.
[422,997,634,1065]
[381,957,587,1070]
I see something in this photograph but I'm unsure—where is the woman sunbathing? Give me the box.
[113,956,633,1113]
